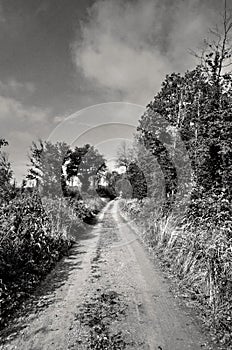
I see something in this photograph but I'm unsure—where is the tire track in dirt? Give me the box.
[0,203,111,350]
[67,202,138,349]
[111,200,217,350]
[1,200,217,350]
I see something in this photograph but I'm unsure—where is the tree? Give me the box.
[65,144,106,193]
[133,139,164,199]
[137,2,232,214]
[96,169,122,199]
[116,141,135,169]
[193,0,232,99]
[126,162,147,200]
[27,139,44,187]
[0,139,8,149]
[27,140,70,198]
[138,66,231,192]
[198,0,232,193]
[114,174,133,199]
[115,141,148,200]
[138,105,180,208]
[0,139,14,202]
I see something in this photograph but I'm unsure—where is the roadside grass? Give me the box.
[119,198,232,349]
[0,193,74,329]
[0,192,105,329]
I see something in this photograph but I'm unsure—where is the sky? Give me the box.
[0,0,226,182]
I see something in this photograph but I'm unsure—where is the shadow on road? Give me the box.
[0,243,85,344]
[0,209,103,344]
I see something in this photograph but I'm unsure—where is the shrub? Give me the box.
[0,192,72,328]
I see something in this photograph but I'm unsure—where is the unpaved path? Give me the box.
[0,200,215,349]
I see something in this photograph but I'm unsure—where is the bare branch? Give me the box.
[209,27,222,41]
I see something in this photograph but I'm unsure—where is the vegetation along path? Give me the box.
[1,201,216,350]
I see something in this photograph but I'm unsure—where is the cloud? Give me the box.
[0,79,35,100]
[0,95,49,123]
[5,130,36,183]
[0,79,60,126]
[73,0,220,105]
[0,80,58,181]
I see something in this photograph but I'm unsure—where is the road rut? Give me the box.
[0,200,215,350]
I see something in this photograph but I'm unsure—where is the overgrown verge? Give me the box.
[0,192,105,329]
[69,195,106,225]
[119,198,232,349]
[0,193,74,328]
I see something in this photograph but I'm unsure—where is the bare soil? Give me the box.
[0,201,217,349]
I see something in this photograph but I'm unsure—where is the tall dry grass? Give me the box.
[120,198,232,347]
[0,193,76,328]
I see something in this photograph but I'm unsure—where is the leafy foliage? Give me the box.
[0,192,72,328]
[0,140,16,203]
[65,144,106,193]
[126,162,147,200]
[0,139,8,149]
[138,65,231,210]
[27,140,70,198]
[119,7,232,347]
[0,137,106,329]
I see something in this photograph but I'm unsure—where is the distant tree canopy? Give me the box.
[116,141,135,169]
[0,139,8,149]
[96,170,120,199]
[65,144,106,193]
[116,141,148,200]
[0,139,14,202]
[27,140,70,198]
[27,141,107,198]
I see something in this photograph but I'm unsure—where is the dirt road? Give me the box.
[1,200,215,350]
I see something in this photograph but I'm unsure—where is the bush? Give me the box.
[0,185,106,329]
[69,195,106,224]
[0,192,72,328]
